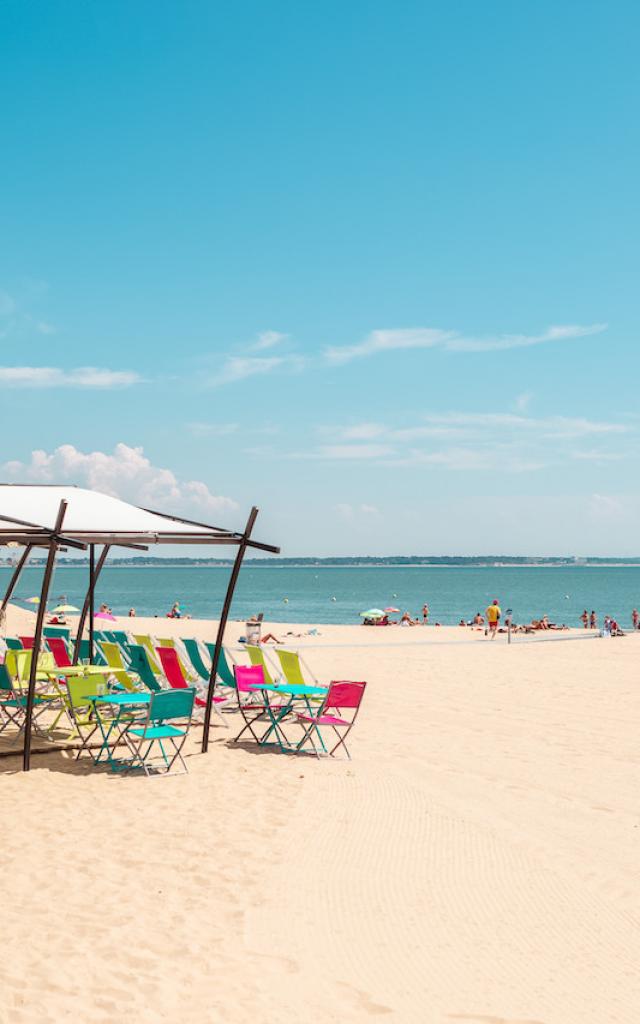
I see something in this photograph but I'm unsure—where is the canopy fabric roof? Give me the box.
[0,484,279,552]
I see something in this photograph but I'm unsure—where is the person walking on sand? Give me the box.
[485,599,501,639]
[422,604,429,624]
[580,609,588,629]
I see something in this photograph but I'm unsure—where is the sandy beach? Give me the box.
[1,605,639,1023]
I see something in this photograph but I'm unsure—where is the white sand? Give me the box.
[1,605,639,1022]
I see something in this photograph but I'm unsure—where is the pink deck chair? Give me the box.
[232,664,288,747]
[156,646,230,726]
[45,636,72,668]
[294,680,367,759]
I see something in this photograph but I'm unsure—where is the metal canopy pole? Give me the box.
[0,543,34,626]
[201,506,258,753]
[72,544,110,664]
[23,500,67,771]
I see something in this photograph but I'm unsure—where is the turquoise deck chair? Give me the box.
[76,638,108,666]
[43,626,71,641]
[4,637,23,650]
[183,638,210,681]
[110,630,131,648]
[125,644,163,693]
[203,644,237,688]
[122,687,196,776]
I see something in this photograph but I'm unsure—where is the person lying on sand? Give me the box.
[260,632,281,644]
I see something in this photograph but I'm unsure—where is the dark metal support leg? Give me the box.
[23,501,68,772]
[202,507,258,753]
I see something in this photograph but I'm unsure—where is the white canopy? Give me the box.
[0,484,278,552]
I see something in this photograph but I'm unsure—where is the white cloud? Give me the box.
[324,323,607,364]
[187,422,239,437]
[2,443,237,517]
[588,493,625,522]
[208,355,303,387]
[334,502,381,520]
[34,320,57,335]
[513,392,532,413]
[333,412,625,443]
[250,330,289,351]
[325,328,453,365]
[0,290,16,316]
[339,422,387,441]
[316,444,395,460]
[0,366,141,388]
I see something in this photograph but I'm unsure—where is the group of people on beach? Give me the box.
[580,608,640,635]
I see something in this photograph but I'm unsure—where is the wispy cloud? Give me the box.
[302,409,634,472]
[207,354,304,387]
[315,444,395,460]
[0,367,141,388]
[250,330,289,351]
[187,422,239,437]
[324,323,607,365]
[335,412,626,443]
[0,286,58,338]
[334,502,382,520]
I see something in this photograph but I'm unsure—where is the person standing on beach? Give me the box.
[590,610,597,629]
[632,608,639,630]
[580,609,588,629]
[422,604,429,624]
[485,599,501,639]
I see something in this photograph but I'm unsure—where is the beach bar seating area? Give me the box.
[0,485,368,774]
[0,483,280,772]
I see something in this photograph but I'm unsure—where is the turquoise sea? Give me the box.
[3,564,640,628]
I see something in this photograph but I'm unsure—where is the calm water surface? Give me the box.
[3,564,640,628]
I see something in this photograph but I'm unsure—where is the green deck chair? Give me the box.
[182,638,210,681]
[43,626,71,642]
[203,643,237,689]
[124,644,163,693]
[76,638,108,666]
[133,634,163,674]
[4,637,23,650]
[110,630,130,647]
[122,687,196,776]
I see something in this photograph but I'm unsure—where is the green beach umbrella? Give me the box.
[52,604,79,613]
[359,608,385,618]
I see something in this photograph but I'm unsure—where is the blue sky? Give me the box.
[1,1,638,556]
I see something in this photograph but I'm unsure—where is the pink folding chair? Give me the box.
[45,636,72,668]
[232,664,287,747]
[294,680,367,759]
[156,646,230,726]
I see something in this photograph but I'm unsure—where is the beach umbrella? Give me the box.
[24,596,40,605]
[359,608,385,618]
[384,606,400,613]
[94,611,116,621]
[52,604,79,613]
